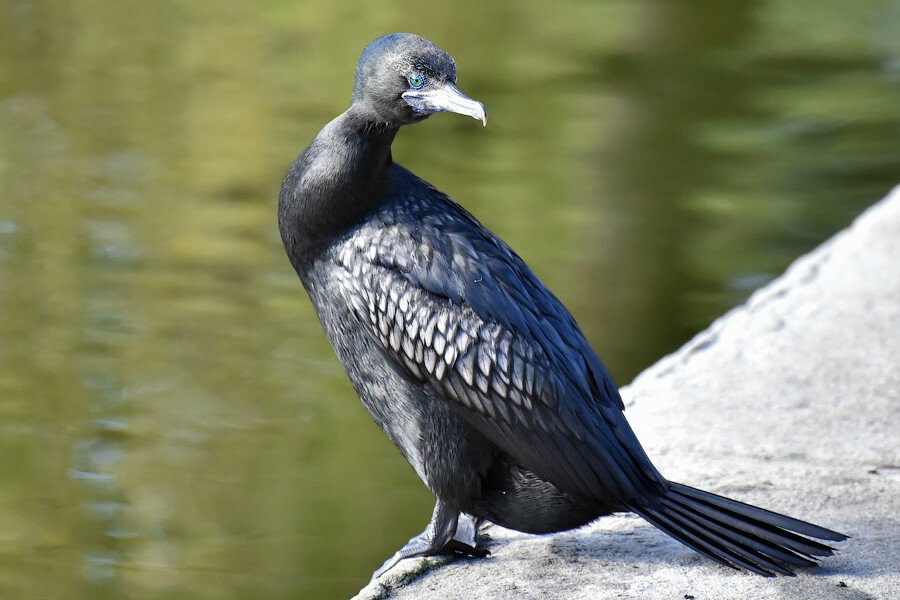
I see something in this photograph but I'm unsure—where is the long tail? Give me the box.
[631,481,848,576]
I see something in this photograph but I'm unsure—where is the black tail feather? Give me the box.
[638,503,789,576]
[658,495,812,572]
[671,483,848,542]
[631,481,848,576]
[666,485,837,557]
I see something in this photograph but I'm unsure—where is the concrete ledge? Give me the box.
[355,185,900,600]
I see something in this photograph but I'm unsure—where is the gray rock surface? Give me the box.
[354,185,900,600]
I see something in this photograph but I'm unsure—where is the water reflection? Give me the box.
[1,1,898,599]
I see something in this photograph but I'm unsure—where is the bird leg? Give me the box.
[372,501,488,579]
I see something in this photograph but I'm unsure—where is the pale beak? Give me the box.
[402,81,487,126]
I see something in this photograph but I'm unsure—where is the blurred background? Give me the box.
[1,0,898,598]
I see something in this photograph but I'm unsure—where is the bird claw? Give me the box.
[443,538,490,558]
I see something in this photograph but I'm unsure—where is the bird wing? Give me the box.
[332,172,665,504]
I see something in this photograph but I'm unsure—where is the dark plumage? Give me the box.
[278,32,846,578]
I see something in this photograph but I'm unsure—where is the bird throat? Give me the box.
[278,109,399,276]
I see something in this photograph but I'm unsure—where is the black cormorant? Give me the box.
[277,32,846,578]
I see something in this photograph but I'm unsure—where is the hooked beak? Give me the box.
[402,81,487,126]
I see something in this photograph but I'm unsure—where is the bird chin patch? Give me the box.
[403,97,439,118]
[404,107,432,123]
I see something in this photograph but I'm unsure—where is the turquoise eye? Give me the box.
[407,72,426,90]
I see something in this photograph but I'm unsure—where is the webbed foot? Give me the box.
[372,502,488,580]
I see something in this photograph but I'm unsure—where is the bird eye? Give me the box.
[407,72,426,90]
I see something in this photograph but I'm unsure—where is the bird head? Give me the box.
[351,33,487,128]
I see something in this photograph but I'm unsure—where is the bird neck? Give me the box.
[278,106,399,276]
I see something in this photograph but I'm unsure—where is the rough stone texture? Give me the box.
[354,185,900,600]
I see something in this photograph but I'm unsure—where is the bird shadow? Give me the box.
[544,518,705,570]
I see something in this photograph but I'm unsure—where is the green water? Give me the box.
[1,1,898,598]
